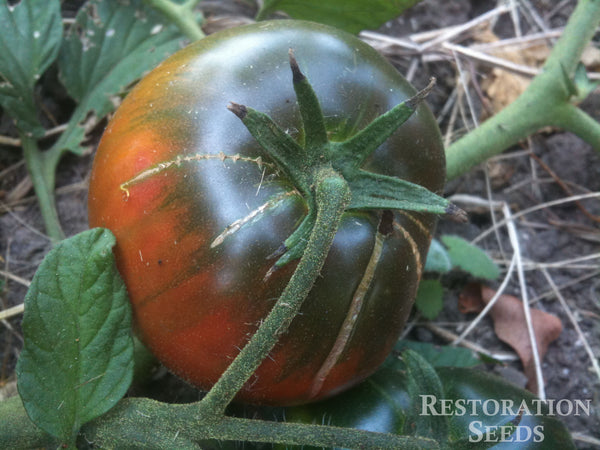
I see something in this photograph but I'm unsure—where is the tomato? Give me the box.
[88,20,445,405]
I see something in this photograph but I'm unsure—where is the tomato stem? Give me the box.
[0,394,441,449]
[445,0,600,180]
[197,166,351,420]
[20,133,65,243]
[143,0,205,41]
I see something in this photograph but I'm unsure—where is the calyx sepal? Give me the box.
[229,50,465,270]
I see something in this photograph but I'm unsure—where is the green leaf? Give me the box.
[572,62,600,103]
[439,367,576,449]
[16,228,134,445]
[53,0,185,156]
[424,238,452,273]
[281,354,574,449]
[0,0,62,136]
[414,279,444,319]
[256,0,423,34]
[441,235,500,280]
[449,412,522,450]
[395,340,481,368]
[404,349,449,443]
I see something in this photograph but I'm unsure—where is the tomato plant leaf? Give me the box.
[441,235,500,280]
[256,0,423,34]
[283,354,574,449]
[395,341,481,368]
[424,238,452,273]
[0,0,62,137]
[439,367,576,449]
[16,228,134,445]
[53,0,185,156]
[404,349,449,442]
[415,279,444,319]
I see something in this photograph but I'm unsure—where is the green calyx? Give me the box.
[228,50,465,270]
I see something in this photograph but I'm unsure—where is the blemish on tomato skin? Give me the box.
[134,155,154,173]
[308,223,387,399]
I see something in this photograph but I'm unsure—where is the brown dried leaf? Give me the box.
[458,282,485,314]
[581,44,600,71]
[474,29,599,114]
[481,286,563,393]
[482,70,530,114]
[474,28,550,114]
[486,160,516,189]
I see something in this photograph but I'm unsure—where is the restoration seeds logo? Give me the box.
[420,395,591,443]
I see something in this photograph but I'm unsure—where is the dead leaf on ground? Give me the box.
[581,44,600,71]
[486,159,516,189]
[480,285,563,393]
[458,282,485,314]
[474,27,550,115]
[458,283,563,393]
[474,28,600,114]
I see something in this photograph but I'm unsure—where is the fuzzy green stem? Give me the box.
[197,167,351,419]
[20,133,64,243]
[0,395,439,449]
[555,102,600,145]
[143,0,205,41]
[202,416,438,449]
[543,0,600,74]
[445,0,600,180]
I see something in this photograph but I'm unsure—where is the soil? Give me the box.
[0,0,598,447]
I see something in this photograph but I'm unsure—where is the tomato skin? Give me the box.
[88,20,445,405]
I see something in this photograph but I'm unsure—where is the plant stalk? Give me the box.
[143,0,205,41]
[0,395,439,449]
[20,133,65,243]
[445,0,600,180]
[201,415,438,449]
[197,166,351,419]
[555,102,600,144]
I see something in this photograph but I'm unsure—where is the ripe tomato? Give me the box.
[88,20,445,405]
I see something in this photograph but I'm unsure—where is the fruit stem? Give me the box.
[197,166,351,420]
